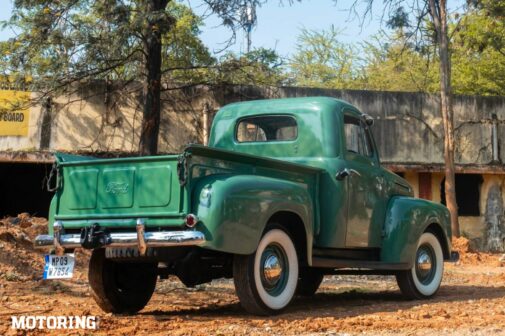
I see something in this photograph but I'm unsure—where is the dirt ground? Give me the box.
[1,215,505,335]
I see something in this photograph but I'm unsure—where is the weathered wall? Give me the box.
[0,83,209,154]
[481,175,505,252]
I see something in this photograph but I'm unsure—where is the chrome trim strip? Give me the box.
[34,230,206,249]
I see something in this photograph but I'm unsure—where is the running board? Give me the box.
[312,257,411,270]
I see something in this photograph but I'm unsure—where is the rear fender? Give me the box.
[381,196,452,266]
[192,174,314,264]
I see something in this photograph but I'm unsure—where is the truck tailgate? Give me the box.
[53,153,186,228]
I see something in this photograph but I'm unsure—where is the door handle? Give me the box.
[336,168,361,180]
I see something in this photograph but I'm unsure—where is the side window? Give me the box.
[344,115,373,157]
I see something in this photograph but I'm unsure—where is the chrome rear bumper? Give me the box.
[35,230,205,248]
[34,220,206,255]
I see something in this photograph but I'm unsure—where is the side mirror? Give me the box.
[363,115,374,127]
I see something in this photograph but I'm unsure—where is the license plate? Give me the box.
[43,254,75,279]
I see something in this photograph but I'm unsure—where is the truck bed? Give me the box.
[51,145,323,232]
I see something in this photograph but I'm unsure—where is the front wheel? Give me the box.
[233,228,299,315]
[396,232,444,300]
[88,249,158,314]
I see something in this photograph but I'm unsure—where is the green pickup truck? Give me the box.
[35,97,457,315]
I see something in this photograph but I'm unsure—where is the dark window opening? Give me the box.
[0,162,54,218]
[395,172,405,178]
[418,173,432,200]
[236,115,297,143]
[344,115,374,157]
[440,174,483,216]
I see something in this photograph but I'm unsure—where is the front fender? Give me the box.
[192,174,313,262]
[381,196,452,265]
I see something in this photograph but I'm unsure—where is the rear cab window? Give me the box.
[236,115,298,143]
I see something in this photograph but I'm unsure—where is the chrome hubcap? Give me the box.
[260,243,289,296]
[416,244,435,284]
[263,255,282,286]
[417,251,432,272]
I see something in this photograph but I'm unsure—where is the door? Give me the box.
[340,114,385,248]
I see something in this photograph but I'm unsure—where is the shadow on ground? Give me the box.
[141,284,505,321]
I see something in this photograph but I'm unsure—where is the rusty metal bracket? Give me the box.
[53,221,65,256]
[136,219,147,256]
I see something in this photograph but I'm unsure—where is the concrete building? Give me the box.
[1,83,504,251]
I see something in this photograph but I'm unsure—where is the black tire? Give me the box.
[233,228,299,315]
[396,232,444,300]
[296,268,324,296]
[88,249,158,314]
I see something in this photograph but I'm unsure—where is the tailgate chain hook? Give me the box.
[177,151,191,186]
[47,162,61,192]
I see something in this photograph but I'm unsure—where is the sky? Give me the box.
[0,0,465,58]
[0,0,14,40]
[187,0,387,57]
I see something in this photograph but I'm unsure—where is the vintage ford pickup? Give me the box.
[35,97,457,315]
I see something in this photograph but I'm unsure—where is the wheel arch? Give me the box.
[194,174,314,260]
[266,210,312,267]
[424,222,451,260]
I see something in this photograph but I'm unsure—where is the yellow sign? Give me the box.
[0,90,30,136]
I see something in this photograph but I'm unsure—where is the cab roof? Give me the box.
[216,96,363,118]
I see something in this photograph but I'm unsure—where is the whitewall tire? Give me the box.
[396,232,444,299]
[233,228,299,315]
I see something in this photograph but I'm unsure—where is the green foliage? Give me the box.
[289,26,363,89]
[359,32,439,92]
[0,1,217,93]
[288,4,505,96]
[214,48,287,86]
[3,0,505,97]
[385,6,410,30]
[451,0,505,95]
[1,0,288,91]
[160,3,215,86]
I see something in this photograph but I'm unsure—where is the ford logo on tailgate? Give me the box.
[105,182,129,194]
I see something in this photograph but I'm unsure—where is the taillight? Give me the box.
[185,214,199,228]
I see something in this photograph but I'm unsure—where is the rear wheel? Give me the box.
[233,228,299,315]
[396,232,444,300]
[296,268,324,296]
[88,249,158,314]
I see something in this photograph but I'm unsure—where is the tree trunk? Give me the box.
[428,0,460,237]
[39,96,53,150]
[202,102,211,145]
[139,0,169,156]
